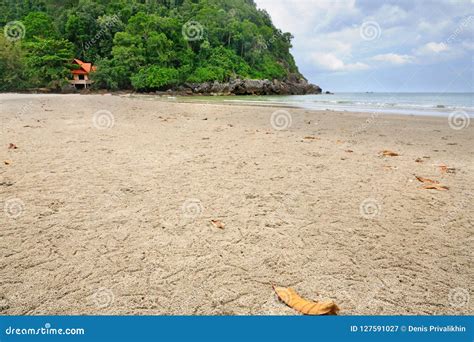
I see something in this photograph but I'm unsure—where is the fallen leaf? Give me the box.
[345,149,353,153]
[4,160,12,165]
[415,176,439,184]
[210,219,225,229]
[438,164,456,174]
[273,286,339,315]
[8,143,18,149]
[303,136,320,140]
[381,150,399,157]
[420,184,449,191]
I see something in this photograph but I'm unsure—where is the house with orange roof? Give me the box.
[70,59,96,89]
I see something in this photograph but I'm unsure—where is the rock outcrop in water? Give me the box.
[172,75,321,96]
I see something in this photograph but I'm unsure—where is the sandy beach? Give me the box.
[0,93,472,315]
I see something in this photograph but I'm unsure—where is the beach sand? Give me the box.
[0,93,472,315]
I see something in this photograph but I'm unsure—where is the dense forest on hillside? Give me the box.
[0,0,308,92]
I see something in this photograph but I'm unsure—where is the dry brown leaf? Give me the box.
[210,219,225,229]
[8,143,18,149]
[381,150,399,157]
[420,184,449,191]
[273,286,339,315]
[415,176,439,184]
[4,160,12,165]
[438,164,456,174]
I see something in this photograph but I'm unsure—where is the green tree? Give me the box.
[23,38,74,89]
[1,0,305,91]
[131,66,179,90]
[23,11,59,40]
[63,0,105,59]
[91,58,119,90]
[0,35,26,90]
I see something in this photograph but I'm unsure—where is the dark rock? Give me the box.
[176,76,321,96]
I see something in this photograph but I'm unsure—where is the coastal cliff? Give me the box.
[0,0,321,94]
[177,76,321,96]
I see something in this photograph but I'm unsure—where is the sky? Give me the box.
[254,0,474,92]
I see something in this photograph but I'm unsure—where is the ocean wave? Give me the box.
[214,94,474,117]
[310,100,473,111]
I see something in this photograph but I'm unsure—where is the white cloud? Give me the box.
[413,42,456,63]
[461,41,474,50]
[254,0,473,91]
[255,0,359,35]
[370,53,414,65]
[311,53,369,72]
[372,4,408,26]
[412,41,466,64]
[416,42,449,55]
[416,19,453,37]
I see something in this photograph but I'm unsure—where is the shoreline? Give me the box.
[1,92,470,119]
[151,96,461,119]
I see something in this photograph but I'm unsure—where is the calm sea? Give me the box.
[185,92,473,117]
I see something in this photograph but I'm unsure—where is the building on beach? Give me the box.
[70,59,96,89]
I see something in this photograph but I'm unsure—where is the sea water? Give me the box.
[213,92,474,117]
